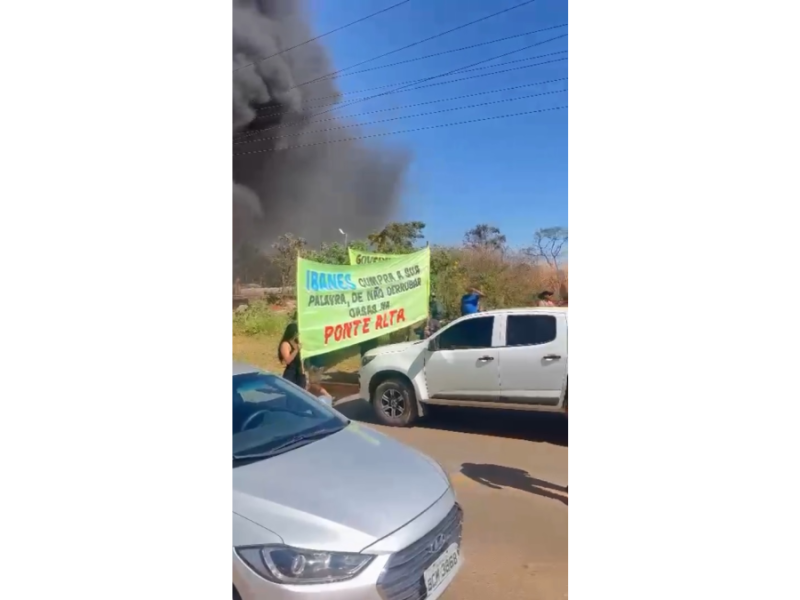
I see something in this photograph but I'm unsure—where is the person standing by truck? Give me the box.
[429,292,445,334]
[537,290,556,306]
[460,286,485,316]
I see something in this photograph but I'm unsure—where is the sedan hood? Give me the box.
[232,423,449,552]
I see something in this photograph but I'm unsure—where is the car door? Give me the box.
[424,315,500,401]
[498,312,567,405]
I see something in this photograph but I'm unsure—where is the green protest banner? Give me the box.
[348,247,431,300]
[297,248,431,358]
[347,247,395,265]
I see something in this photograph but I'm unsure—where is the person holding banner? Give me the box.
[277,322,306,389]
[428,292,445,334]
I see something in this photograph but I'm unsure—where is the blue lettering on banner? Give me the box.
[306,270,357,292]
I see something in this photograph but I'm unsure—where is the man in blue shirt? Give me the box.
[460,287,485,316]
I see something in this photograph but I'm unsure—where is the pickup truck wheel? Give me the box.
[373,379,418,427]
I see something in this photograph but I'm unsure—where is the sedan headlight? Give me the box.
[236,545,375,584]
[361,355,376,368]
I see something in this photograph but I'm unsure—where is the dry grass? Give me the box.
[233,333,286,373]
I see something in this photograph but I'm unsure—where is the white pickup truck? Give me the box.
[359,307,568,426]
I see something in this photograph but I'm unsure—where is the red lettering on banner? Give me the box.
[322,317,377,345]
[320,311,408,346]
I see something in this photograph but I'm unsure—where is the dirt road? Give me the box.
[335,398,568,600]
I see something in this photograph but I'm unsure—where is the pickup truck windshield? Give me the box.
[232,373,346,462]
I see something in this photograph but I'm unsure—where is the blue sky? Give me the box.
[306,0,567,248]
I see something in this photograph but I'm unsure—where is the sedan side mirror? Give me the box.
[427,338,437,352]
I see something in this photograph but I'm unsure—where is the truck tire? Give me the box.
[372,378,418,427]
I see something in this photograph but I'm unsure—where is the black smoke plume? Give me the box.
[233,0,409,250]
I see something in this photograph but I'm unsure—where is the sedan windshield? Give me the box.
[233,372,346,463]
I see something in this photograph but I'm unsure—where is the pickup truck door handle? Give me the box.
[478,356,495,362]
[543,354,562,360]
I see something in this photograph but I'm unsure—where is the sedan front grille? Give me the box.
[377,503,463,600]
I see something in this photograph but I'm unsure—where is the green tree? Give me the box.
[305,239,369,265]
[429,245,465,318]
[463,223,507,252]
[272,233,307,290]
[367,221,426,253]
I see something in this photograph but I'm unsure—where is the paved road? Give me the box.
[334,398,569,600]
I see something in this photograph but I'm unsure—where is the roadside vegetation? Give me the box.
[233,221,567,377]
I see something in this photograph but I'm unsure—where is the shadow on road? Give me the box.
[421,406,568,446]
[334,397,374,421]
[334,398,568,447]
[460,463,568,505]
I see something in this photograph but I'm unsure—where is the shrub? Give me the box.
[428,247,567,318]
[232,301,290,336]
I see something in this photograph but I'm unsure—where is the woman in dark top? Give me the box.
[277,323,306,389]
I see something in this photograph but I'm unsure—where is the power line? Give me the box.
[395,57,568,96]
[234,77,567,139]
[233,106,566,157]
[302,34,567,118]
[314,24,567,83]
[233,0,413,73]
[289,0,540,91]
[249,56,567,128]
[281,49,568,105]
[252,69,568,123]
[261,33,567,134]
[235,89,567,145]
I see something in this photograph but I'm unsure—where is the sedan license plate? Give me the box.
[424,543,460,595]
